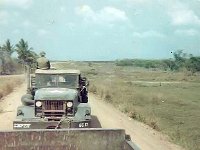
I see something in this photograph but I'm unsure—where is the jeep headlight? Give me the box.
[67,101,73,107]
[36,101,42,107]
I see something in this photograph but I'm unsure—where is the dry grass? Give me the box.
[55,61,200,150]
[0,75,24,100]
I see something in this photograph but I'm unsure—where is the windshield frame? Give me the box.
[35,73,79,89]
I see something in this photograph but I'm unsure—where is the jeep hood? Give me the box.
[34,88,78,100]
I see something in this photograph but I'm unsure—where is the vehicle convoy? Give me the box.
[3,60,139,149]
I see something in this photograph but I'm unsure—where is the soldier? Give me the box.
[36,51,50,69]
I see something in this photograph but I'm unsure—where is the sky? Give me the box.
[0,0,200,60]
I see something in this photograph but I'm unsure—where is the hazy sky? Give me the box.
[0,0,200,60]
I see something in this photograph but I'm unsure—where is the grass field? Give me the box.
[54,61,200,150]
[0,75,24,101]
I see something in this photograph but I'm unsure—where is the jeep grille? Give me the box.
[43,101,65,117]
[44,101,64,110]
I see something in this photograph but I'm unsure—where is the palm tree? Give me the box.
[15,38,39,70]
[2,39,14,56]
[26,50,39,68]
[15,38,33,65]
[0,40,15,74]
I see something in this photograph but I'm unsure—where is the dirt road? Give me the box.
[89,94,184,150]
[0,83,26,130]
[0,83,183,150]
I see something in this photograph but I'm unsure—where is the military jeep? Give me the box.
[13,68,91,129]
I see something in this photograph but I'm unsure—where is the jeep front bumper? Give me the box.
[13,120,91,130]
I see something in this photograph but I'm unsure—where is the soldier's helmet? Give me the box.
[40,51,46,57]
[37,51,50,69]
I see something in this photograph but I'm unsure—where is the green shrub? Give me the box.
[115,59,133,66]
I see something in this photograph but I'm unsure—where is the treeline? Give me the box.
[0,39,38,74]
[116,50,200,73]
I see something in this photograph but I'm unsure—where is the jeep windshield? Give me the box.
[35,74,79,88]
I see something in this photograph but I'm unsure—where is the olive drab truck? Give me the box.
[0,59,140,149]
[13,69,91,129]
